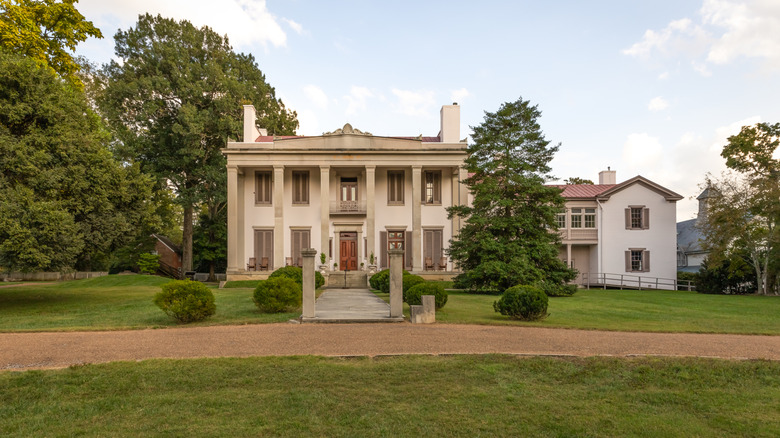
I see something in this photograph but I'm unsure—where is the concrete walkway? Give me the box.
[301,288,404,323]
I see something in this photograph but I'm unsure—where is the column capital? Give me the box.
[412,165,423,170]
[319,165,330,171]
[273,164,284,171]
[365,165,376,172]
[227,164,238,171]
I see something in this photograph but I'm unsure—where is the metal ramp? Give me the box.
[581,273,695,291]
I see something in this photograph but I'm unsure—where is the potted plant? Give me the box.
[368,251,377,274]
[360,262,365,271]
[319,252,328,272]
[333,262,338,270]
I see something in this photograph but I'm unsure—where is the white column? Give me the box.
[237,170,245,270]
[273,165,284,269]
[365,165,376,265]
[412,165,422,271]
[301,248,317,318]
[227,165,239,272]
[320,165,330,263]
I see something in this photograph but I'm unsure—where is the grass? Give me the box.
[1,355,778,437]
[374,288,780,335]
[0,275,296,332]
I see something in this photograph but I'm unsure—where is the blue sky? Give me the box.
[75,0,780,220]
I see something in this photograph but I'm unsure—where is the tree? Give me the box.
[447,97,576,293]
[100,14,298,273]
[564,177,594,185]
[0,0,101,86]
[0,51,159,272]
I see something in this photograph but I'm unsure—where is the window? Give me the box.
[423,229,444,270]
[625,206,650,230]
[290,229,311,267]
[584,208,596,228]
[423,170,441,204]
[570,208,582,228]
[255,171,272,204]
[292,171,309,204]
[556,212,566,229]
[387,170,404,205]
[625,249,650,272]
[380,230,411,269]
[253,229,273,269]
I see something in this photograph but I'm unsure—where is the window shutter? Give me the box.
[405,231,413,270]
[266,231,274,268]
[434,230,443,261]
[643,208,650,230]
[304,230,311,250]
[292,230,301,265]
[380,231,387,268]
[434,172,441,203]
[624,208,631,229]
[254,230,262,262]
[643,251,650,272]
[423,230,432,261]
[625,251,631,272]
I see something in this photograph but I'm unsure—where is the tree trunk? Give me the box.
[182,204,194,273]
[208,261,215,283]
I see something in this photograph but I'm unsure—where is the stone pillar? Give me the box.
[302,248,317,318]
[273,165,285,269]
[365,165,376,266]
[320,166,330,263]
[411,165,422,272]
[388,248,404,317]
[566,244,572,269]
[227,165,239,272]
[237,170,245,270]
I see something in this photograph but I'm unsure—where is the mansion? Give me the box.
[224,104,682,289]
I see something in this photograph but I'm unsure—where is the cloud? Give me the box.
[711,115,761,153]
[622,0,780,73]
[303,85,328,109]
[450,87,470,103]
[392,89,436,117]
[622,133,664,168]
[77,0,288,50]
[344,86,374,116]
[648,96,669,112]
[282,18,304,35]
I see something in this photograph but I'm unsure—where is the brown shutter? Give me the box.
[625,251,631,272]
[643,208,650,230]
[328,238,332,258]
[266,230,274,268]
[291,230,300,265]
[625,208,631,229]
[380,231,387,268]
[254,230,262,261]
[434,230,443,261]
[434,172,441,203]
[643,251,650,272]
[405,231,413,270]
[421,172,427,204]
[423,230,432,261]
[304,230,311,250]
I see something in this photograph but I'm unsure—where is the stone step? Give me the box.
[325,271,369,289]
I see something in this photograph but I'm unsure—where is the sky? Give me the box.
[73,0,780,220]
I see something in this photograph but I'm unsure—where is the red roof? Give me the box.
[549,184,616,198]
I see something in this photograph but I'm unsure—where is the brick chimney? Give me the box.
[243,105,263,142]
[439,103,460,143]
[599,167,616,184]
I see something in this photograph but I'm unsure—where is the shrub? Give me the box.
[370,269,410,293]
[253,277,301,313]
[403,275,426,294]
[153,280,216,323]
[269,266,325,289]
[535,281,577,297]
[405,282,448,310]
[138,253,160,275]
[493,285,548,321]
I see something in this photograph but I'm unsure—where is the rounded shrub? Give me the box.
[153,279,216,323]
[535,281,578,297]
[493,285,548,321]
[403,275,426,293]
[269,266,325,289]
[370,269,410,293]
[405,282,448,310]
[253,277,301,313]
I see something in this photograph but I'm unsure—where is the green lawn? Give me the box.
[374,288,780,335]
[1,355,778,437]
[0,275,295,332]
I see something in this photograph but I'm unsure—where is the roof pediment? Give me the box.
[323,123,373,136]
[597,175,683,201]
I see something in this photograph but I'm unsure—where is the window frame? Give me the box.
[387,170,405,205]
[255,171,272,205]
[423,170,442,205]
[292,170,310,205]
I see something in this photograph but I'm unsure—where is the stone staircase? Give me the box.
[325,271,369,289]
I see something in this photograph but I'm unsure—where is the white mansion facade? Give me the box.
[224,103,682,289]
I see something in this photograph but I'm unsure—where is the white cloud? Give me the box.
[622,133,664,168]
[622,18,709,59]
[658,71,670,79]
[282,18,304,35]
[712,115,761,153]
[78,0,288,50]
[392,89,436,117]
[344,86,374,116]
[691,60,713,77]
[303,85,328,109]
[450,87,470,104]
[648,96,669,112]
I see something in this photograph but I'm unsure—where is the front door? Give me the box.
[339,232,358,271]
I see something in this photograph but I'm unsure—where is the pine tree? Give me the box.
[447,97,576,293]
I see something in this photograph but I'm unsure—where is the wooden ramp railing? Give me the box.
[581,272,695,291]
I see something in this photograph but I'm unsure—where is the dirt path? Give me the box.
[0,282,55,289]
[1,323,778,370]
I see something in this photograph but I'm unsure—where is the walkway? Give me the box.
[302,288,403,323]
[1,324,778,371]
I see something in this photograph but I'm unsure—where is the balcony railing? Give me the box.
[558,228,598,241]
[330,200,366,215]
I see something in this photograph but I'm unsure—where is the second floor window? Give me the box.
[556,212,566,228]
[626,206,650,230]
[255,171,272,204]
[387,170,404,205]
[292,171,309,204]
[584,208,596,228]
[423,170,441,204]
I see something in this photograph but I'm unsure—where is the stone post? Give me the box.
[302,248,317,318]
[388,248,404,318]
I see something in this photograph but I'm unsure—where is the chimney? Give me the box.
[439,103,460,143]
[243,105,262,142]
[599,167,616,184]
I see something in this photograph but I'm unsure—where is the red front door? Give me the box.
[339,232,358,271]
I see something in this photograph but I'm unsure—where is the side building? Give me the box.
[553,170,683,289]
[223,104,469,281]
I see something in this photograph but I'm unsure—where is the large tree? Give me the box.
[447,97,576,293]
[100,14,298,273]
[0,0,101,86]
[0,51,158,272]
